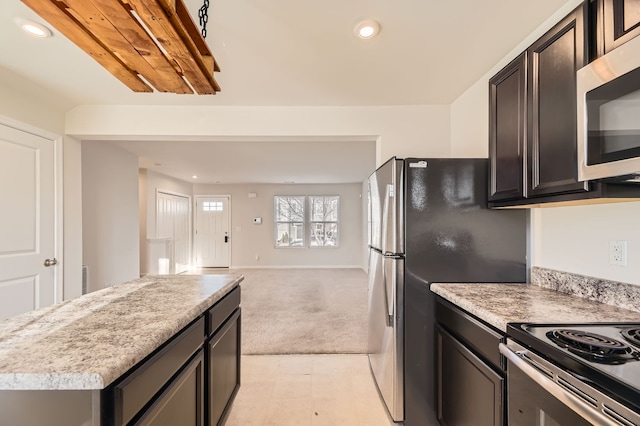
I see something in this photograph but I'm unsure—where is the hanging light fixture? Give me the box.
[20,0,220,95]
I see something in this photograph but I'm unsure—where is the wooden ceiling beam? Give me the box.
[174,0,220,73]
[62,0,193,93]
[125,0,219,94]
[20,0,220,95]
[21,0,153,92]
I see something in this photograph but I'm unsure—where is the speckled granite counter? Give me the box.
[0,273,242,390]
[430,282,640,333]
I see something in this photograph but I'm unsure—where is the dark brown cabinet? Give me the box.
[436,326,504,426]
[435,298,505,426]
[526,5,589,198]
[136,350,205,426]
[489,1,640,207]
[102,287,241,426]
[602,0,640,53]
[206,287,241,426]
[104,318,206,425]
[489,4,591,207]
[489,53,526,202]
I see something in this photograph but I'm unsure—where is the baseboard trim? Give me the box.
[230,265,362,270]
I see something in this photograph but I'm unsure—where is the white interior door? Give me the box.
[0,124,56,320]
[194,196,230,268]
[156,191,190,274]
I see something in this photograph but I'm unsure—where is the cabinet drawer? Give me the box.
[134,350,205,426]
[113,317,205,425]
[436,298,505,371]
[208,286,240,337]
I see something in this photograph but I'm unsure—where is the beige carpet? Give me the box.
[234,268,369,355]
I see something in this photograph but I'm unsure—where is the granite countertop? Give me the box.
[430,282,640,333]
[0,274,243,391]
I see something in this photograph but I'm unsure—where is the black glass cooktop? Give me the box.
[507,323,640,414]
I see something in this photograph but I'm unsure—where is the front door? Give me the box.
[194,196,230,267]
[0,123,56,320]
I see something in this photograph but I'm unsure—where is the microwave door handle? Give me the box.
[499,344,615,426]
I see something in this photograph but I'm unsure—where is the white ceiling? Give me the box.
[0,0,570,183]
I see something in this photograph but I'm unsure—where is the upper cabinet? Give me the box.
[602,0,640,53]
[489,1,640,208]
[489,53,526,202]
[526,6,589,198]
[489,4,589,206]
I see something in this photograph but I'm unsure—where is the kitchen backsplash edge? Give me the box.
[531,267,640,314]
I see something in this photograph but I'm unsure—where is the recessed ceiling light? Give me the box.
[15,18,52,38]
[192,175,198,179]
[354,20,380,40]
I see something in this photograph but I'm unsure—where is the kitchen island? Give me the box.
[0,273,243,425]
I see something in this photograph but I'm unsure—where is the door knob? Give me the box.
[44,258,58,267]
[224,236,229,243]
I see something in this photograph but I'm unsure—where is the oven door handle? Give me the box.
[499,343,615,426]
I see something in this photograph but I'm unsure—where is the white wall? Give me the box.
[63,136,83,299]
[82,142,140,291]
[532,203,640,284]
[138,171,365,269]
[65,105,452,166]
[0,67,71,135]
[450,0,640,286]
[193,182,363,268]
[362,179,369,271]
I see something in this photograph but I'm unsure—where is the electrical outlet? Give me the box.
[609,240,627,266]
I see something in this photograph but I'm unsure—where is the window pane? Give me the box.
[309,196,338,222]
[276,223,305,247]
[202,201,223,211]
[275,196,305,222]
[310,223,338,247]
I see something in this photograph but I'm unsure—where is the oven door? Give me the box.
[500,341,636,426]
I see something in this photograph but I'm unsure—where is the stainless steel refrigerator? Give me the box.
[367,157,527,425]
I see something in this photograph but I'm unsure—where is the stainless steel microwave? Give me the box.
[577,33,640,183]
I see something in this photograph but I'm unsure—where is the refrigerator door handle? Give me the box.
[383,256,394,327]
[381,183,393,256]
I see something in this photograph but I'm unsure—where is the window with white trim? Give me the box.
[309,195,339,247]
[274,196,305,247]
[274,195,340,248]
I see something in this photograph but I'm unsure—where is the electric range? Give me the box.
[503,323,640,425]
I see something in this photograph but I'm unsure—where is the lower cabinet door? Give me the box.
[208,308,241,426]
[436,325,504,426]
[135,350,205,426]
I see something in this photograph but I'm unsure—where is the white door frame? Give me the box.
[194,195,232,268]
[0,115,64,304]
[155,189,192,273]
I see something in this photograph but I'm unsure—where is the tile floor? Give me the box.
[225,354,396,426]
